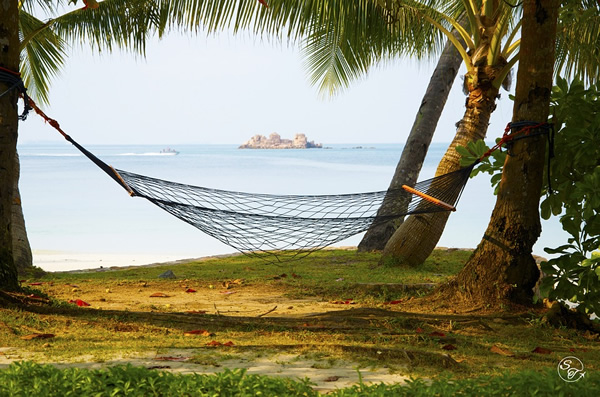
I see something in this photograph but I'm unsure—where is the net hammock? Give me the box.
[22,99,472,262]
[1,66,549,263]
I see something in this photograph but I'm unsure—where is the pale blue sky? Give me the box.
[19,31,515,145]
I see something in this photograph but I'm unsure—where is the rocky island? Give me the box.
[239,133,322,149]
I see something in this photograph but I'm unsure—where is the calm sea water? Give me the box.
[17,142,567,270]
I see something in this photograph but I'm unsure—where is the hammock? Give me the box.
[15,93,470,262]
[66,131,471,262]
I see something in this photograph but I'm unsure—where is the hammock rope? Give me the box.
[1,67,551,262]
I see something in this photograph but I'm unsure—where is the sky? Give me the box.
[18,29,516,145]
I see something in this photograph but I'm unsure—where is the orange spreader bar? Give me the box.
[402,185,456,212]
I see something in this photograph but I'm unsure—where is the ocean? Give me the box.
[17,142,567,271]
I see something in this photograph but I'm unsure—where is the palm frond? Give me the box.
[19,10,67,104]
[46,0,163,55]
[555,5,600,86]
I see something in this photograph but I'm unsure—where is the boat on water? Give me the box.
[159,147,179,155]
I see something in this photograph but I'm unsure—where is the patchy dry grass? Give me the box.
[1,248,598,391]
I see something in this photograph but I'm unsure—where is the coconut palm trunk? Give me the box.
[358,25,464,252]
[381,61,502,266]
[12,153,33,274]
[0,0,21,291]
[441,0,559,305]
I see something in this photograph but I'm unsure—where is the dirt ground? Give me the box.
[3,266,419,392]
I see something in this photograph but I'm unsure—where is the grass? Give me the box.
[1,248,599,392]
[1,362,599,396]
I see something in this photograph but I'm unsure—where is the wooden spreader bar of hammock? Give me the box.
[401,185,456,211]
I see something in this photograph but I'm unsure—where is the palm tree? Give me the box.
[439,0,561,305]
[377,0,522,266]
[0,3,21,290]
[380,0,600,266]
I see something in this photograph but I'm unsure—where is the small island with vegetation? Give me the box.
[239,133,322,149]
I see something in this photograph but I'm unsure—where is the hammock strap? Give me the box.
[26,97,136,196]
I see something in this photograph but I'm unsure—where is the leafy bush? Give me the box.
[1,362,599,396]
[331,368,600,396]
[538,78,600,317]
[0,361,317,397]
[457,77,600,317]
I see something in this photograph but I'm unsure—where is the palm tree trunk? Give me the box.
[381,63,502,266]
[0,1,21,291]
[358,30,463,251]
[12,152,33,274]
[441,0,559,305]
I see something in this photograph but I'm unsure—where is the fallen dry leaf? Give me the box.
[150,292,169,298]
[223,341,235,346]
[184,329,214,337]
[206,340,222,346]
[490,345,515,357]
[415,327,424,334]
[442,344,457,350]
[532,346,553,354]
[185,288,197,293]
[28,282,43,286]
[21,333,55,340]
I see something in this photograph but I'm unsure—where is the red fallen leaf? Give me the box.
[185,288,197,293]
[68,299,91,307]
[532,346,552,354]
[292,273,301,279]
[442,344,457,350]
[150,292,169,298]
[206,340,222,346]
[428,331,446,337]
[279,273,288,278]
[415,327,424,334]
[28,294,43,299]
[258,0,268,8]
[21,333,55,340]
[223,341,235,346]
[155,356,189,362]
[184,329,213,337]
[185,310,207,314]
[383,300,403,305]
[29,282,43,286]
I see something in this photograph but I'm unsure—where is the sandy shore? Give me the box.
[32,250,214,273]
[32,246,363,273]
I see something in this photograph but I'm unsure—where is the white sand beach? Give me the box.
[32,250,200,273]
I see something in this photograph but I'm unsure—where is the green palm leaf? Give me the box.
[19,10,67,105]
[555,3,600,85]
